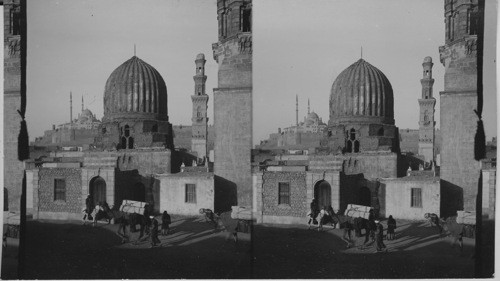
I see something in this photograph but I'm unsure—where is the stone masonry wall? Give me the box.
[4,94,23,212]
[262,172,306,218]
[37,168,82,214]
[440,93,480,212]
[213,88,252,207]
[4,0,23,212]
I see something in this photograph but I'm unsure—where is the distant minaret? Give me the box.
[191,53,209,161]
[70,91,73,124]
[296,95,299,127]
[418,56,436,163]
[308,98,310,114]
[82,95,84,112]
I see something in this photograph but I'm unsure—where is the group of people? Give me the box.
[149,210,172,248]
[308,199,398,252]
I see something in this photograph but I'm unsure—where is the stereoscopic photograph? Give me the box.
[1,0,497,279]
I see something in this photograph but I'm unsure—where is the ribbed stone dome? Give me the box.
[329,59,394,125]
[103,56,168,122]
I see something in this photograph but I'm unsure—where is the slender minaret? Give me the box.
[418,57,436,163]
[296,95,299,127]
[191,53,209,160]
[308,98,310,114]
[70,91,73,124]
[82,95,84,112]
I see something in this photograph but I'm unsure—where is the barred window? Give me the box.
[411,188,422,208]
[54,179,66,201]
[185,184,196,203]
[278,182,290,205]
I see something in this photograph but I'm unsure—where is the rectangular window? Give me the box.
[278,182,290,205]
[185,184,196,203]
[411,188,422,208]
[54,179,66,201]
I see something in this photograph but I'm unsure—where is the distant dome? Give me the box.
[304,112,320,126]
[329,59,394,125]
[196,53,205,60]
[423,56,432,63]
[78,109,96,123]
[81,109,93,117]
[103,56,168,122]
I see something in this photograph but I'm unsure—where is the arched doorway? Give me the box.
[125,182,146,202]
[314,180,332,209]
[358,187,371,206]
[90,177,107,206]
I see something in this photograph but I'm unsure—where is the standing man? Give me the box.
[150,216,161,248]
[375,220,387,252]
[387,215,396,240]
[83,194,94,224]
[161,210,171,235]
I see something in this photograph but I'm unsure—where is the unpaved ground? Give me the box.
[10,216,496,279]
[251,220,483,279]
[22,215,251,279]
[1,234,19,280]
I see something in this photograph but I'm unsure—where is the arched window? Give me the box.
[120,125,134,150]
[345,128,360,153]
[354,140,360,153]
[124,125,130,137]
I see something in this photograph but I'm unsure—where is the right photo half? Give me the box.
[251,0,496,278]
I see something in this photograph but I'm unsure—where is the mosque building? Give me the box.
[24,0,252,220]
[252,57,442,223]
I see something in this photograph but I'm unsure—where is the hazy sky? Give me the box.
[27,0,218,140]
[26,0,497,146]
[253,0,497,145]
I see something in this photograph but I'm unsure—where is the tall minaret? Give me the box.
[70,91,73,124]
[82,95,84,112]
[191,53,209,161]
[308,98,310,114]
[296,95,299,127]
[418,57,436,163]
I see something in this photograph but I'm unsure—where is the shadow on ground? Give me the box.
[23,215,251,279]
[252,220,478,279]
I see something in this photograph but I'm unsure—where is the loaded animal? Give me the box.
[199,208,218,228]
[99,203,150,244]
[424,213,443,234]
[91,202,112,227]
[441,216,467,252]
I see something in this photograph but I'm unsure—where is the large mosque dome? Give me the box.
[103,56,168,122]
[329,59,394,125]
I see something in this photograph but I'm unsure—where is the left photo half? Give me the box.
[2,0,253,279]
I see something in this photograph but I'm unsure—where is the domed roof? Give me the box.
[329,59,394,125]
[304,112,320,126]
[103,56,168,122]
[81,109,93,117]
[423,56,432,63]
[78,109,96,123]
